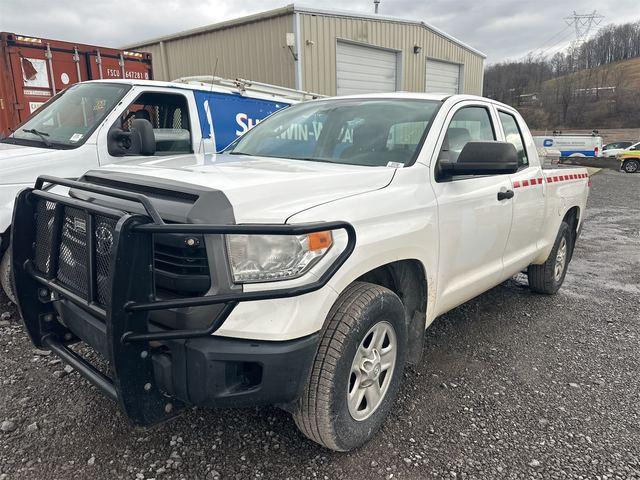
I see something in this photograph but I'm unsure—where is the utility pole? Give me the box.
[564,10,604,46]
[564,11,604,69]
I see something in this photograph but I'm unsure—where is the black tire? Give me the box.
[293,281,408,451]
[622,159,639,173]
[0,247,15,303]
[527,221,573,294]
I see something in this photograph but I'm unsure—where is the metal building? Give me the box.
[123,5,486,96]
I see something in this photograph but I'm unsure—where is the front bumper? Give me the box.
[11,175,355,425]
[155,331,319,407]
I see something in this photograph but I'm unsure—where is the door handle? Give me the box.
[497,189,514,201]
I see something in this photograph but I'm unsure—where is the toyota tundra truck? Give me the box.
[11,93,590,451]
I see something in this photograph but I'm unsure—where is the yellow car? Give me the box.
[618,147,640,173]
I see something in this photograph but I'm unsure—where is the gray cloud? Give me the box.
[1,0,639,63]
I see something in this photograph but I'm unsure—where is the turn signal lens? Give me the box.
[308,231,333,251]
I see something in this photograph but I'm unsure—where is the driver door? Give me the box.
[431,102,514,316]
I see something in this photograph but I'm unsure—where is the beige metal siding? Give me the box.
[131,14,296,87]
[299,13,484,96]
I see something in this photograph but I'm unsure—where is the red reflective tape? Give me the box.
[529,178,537,186]
[538,178,543,184]
[553,176,559,182]
[522,179,529,187]
[513,181,521,188]
[546,177,553,183]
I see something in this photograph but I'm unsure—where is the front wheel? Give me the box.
[0,247,15,303]
[527,221,572,294]
[622,159,639,173]
[293,282,407,451]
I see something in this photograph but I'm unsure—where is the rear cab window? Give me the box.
[498,111,529,168]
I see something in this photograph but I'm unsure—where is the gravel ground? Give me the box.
[1,169,639,480]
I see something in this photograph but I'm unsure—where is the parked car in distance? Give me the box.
[600,141,635,157]
[11,93,590,451]
[617,142,640,173]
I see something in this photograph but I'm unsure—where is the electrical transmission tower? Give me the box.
[564,11,604,46]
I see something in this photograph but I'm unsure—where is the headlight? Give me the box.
[226,231,333,283]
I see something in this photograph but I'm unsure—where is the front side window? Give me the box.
[118,92,192,154]
[2,82,130,149]
[498,111,529,167]
[228,99,442,167]
[439,106,495,163]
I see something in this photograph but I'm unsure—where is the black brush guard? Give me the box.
[12,175,356,426]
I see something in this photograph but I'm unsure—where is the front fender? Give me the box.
[287,167,439,325]
[0,184,30,250]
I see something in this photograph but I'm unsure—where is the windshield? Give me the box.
[228,98,442,167]
[3,82,131,149]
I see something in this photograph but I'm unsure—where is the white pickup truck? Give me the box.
[0,76,320,298]
[11,93,589,451]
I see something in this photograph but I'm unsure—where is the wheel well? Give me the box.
[563,206,580,236]
[562,206,580,260]
[356,260,427,317]
[356,260,427,365]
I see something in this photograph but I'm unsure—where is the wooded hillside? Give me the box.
[484,21,640,129]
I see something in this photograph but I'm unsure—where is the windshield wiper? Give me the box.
[22,128,51,147]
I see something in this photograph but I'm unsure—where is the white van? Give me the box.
[533,133,603,158]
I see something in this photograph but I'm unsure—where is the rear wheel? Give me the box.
[0,247,15,303]
[622,159,639,173]
[293,282,407,451]
[527,221,572,294]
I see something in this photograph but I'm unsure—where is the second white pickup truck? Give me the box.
[11,93,589,451]
[0,76,322,298]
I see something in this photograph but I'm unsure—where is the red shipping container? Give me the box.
[0,32,152,137]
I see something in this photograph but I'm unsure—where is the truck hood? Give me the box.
[95,153,396,222]
[0,142,54,160]
[0,142,82,185]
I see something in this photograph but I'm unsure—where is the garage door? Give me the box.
[336,42,398,96]
[426,59,461,94]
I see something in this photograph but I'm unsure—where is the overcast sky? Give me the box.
[1,0,639,63]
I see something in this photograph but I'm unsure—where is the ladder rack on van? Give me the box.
[172,75,325,102]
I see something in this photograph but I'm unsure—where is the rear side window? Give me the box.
[498,111,528,168]
[439,106,495,163]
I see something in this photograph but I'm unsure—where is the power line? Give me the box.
[539,29,578,58]
[529,24,573,57]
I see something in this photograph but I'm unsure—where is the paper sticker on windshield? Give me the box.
[69,133,84,143]
[386,161,404,168]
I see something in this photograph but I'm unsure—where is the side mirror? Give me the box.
[107,118,156,157]
[439,141,519,177]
